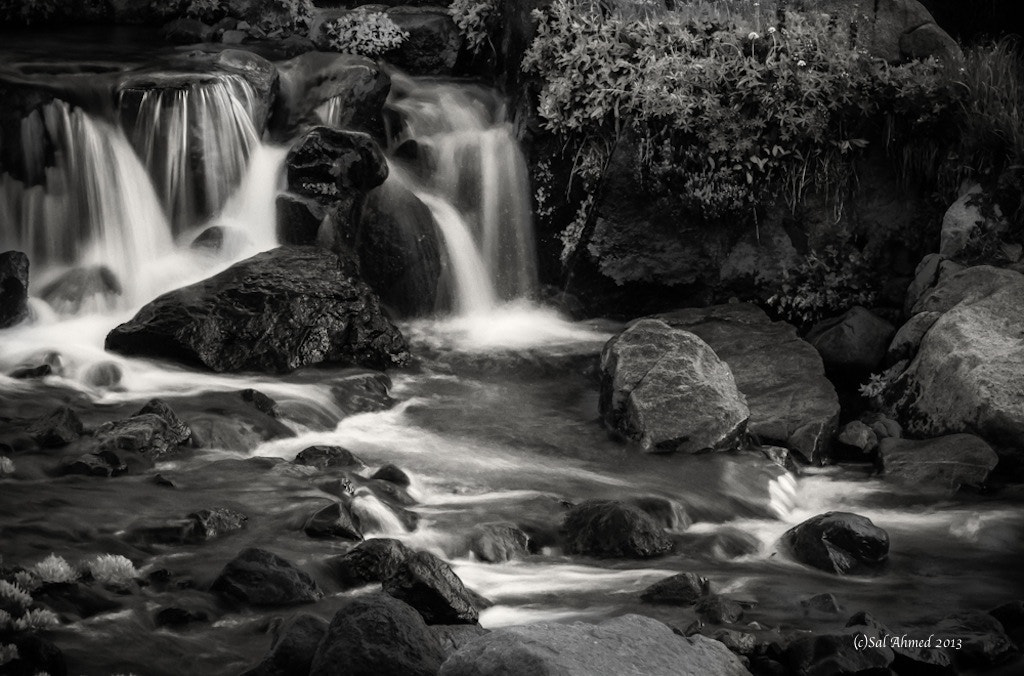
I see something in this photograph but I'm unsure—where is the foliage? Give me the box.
[322,9,409,57]
[449,0,497,54]
[29,554,77,585]
[0,581,31,614]
[184,0,227,23]
[859,361,907,403]
[12,608,59,631]
[247,0,314,35]
[766,244,877,326]
[87,555,137,587]
[0,456,13,475]
[0,642,16,667]
[0,0,57,24]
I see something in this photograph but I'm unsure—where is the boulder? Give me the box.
[211,548,323,607]
[911,264,1020,315]
[783,630,894,675]
[0,250,30,328]
[904,253,964,315]
[309,593,446,676]
[187,507,249,541]
[807,306,895,374]
[935,611,1018,669]
[304,501,363,540]
[836,421,878,455]
[383,551,479,625]
[190,226,225,251]
[240,388,278,417]
[438,614,751,676]
[801,592,842,615]
[939,184,1006,259]
[59,451,127,478]
[243,613,328,676]
[39,265,121,314]
[657,304,839,461]
[286,126,389,203]
[640,572,709,606]
[562,500,672,559]
[900,20,962,62]
[294,445,365,471]
[886,311,941,364]
[92,399,192,460]
[782,512,889,575]
[600,319,749,454]
[879,434,998,493]
[886,268,1024,443]
[105,246,410,374]
[28,406,84,447]
[83,361,123,389]
[326,537,413,589]
[372,463,411,486]
[386,8,462,76]
[468,522,530,563]
[696,595,746,624]
[276,192,325,245]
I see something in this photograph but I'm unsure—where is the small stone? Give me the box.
[294,445,365,471]
[371,463,411,486]
[696,595,745,624]
[28,407,84,447]
[304,501,363,540]
[801,593,842,615]
[640,572,709,606]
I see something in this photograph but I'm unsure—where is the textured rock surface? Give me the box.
[383,551,479,625]
[807,306,895,374]
[879,434,999,493]
[438,614,751,676]
[782,512,889,575]
[563,500,672,559]
[0,250,30,328]
[600,318,749,454]
[211,548,323,607]
[106,246,409,373]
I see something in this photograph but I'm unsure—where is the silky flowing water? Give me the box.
[1,29,1023,676]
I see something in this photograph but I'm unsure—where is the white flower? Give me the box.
[797,59,807,67]
[748,31,759,40]
[768,26,776,34]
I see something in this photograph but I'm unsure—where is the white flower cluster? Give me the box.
[323,10,410,57]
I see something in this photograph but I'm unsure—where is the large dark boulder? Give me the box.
[309,593,446,676]
[385,8,462,76]
[92,399,193,460]
[600,319,749,453]
[304,500,364,540]
[469,522,530,563]
[438,614,750,676]
[383,551,479,625]
[243,613,329,676]
[0,250,30,328]
[563,500,672,559]
[640,572,709,606]
[782,512,889,575]
[105,246,410,373]
[806,306,895,375]
[326,537,413,589]
[286,126,389,203]
[211,547,324,607]
[276,192,325,245]
[657,304,839,462]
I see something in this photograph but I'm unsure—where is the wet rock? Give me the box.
[696,595,745,624]
[190,226,225,251]
[243,613,328,676]
[782,512,889,575]
[137,399,192,444]
[39,265,121,314]
[83,361,122,389]
[58,450,127,478]
[93,400,191,460]
[211,547,323,607]
[276,192,325,245]
[286,126,388,204]
[432,624,491,659]
[5,635,67,676]
[240,388,278,418]
[783,630,894,675]
[34,581,122,619]
[807,306,895,375]
[600,319,749,454]
[563,500,673,559]
[309,593,446,676]
[385,8,461,75]
[383,550,479,625]
[372,463,411,486]
[187,507,249,541]
[629,495,691,531]
[935,611,1018,669]
[801,593,842,615]
[105,246,410,374]
[438,614,750,676]
[989,601,1024,649]
[886,311,942,365]
[169,390,293,453]
[835,421,878,459]
[656,304,837,462]
[879,434,998,493]
[155,606,209,628]
[326,537,412,589]
[711,628,757,655]
[160,18,215,44]
[640,572,709,606]
[469,522,530,563]
[294,445,365,471]
[10,364,52,379]
[28,406,84,448]
[0,250,30,328]
[886,267,1024,444]
[330,370,394,415]
[304,501,363,540]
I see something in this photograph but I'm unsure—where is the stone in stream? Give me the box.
[309,593,446,676]
[599,319,749,454]
[934,611,1018,670]
[164,390,294,453]
[190,226,226,251]
[326,537,413,589]
[990,601,1024,650]
[83,361,123,389]
[372,463,411,487]
[782,512,889,575]
[276,192,325,245]
[801,592,842,615]
[240,388,278,418]
[92,399,192,460]
[33,581,123,620]
[304,501,363,540]
[105,246,410,374]
[562,500,673,559]
[155,606,209,628]
[468,522,530,563]
[0,250,30,328]
[879,434,999,494]
[696,595,746,625]
[438,614,750,676]
[330,370,395,415]
[783,630,894,675]
[187,507,249,541]
[294,445,366,471]
[27,406,84,448]
[655,304,838,462]
[211,548,323,607]
[383,550,480,625]
[286,126,388,204]
[39,265,121,314]
[242,613,328,676]
[640,572,709,606]
[58,450,128,478]
[845,611,955,674]
[10,364,52,379]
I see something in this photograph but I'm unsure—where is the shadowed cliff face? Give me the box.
[919,0,1024,41]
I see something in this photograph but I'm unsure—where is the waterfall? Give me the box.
[385,78,538,315]
[118,74,262,233]
[0,101,174,307]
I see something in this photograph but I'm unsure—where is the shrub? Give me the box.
[0,642,16,666]
[766,244,877,326]
[13,608,59,631]
[0,0,57,24]
[29,554,77,585]
[322,9,409,57]
[449,0,497,54]
[0,581,32,613]
[184,0,226,23]
[247,0,314,35]
[87,555,137,587]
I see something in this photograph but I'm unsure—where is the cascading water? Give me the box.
[118,73,262,233]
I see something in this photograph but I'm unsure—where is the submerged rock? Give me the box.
[327,537,413,589]
[782,512,889,575]
[438,614,750,676]
[211,548,323,607]
[105,246,410,374]
[243,613,328,676]
[304,501,363,540]
[28,406,84,448]
[783,630,894,675]
[600,319,749,454]
[383,550,479,625]
[562,500,673,559]
[39,265,121,314]
[310,593,446,676]
[469,522,530,563]
[879,434,999,493]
